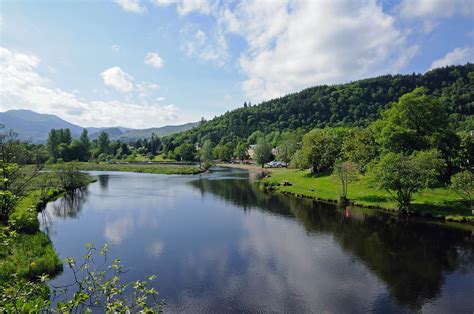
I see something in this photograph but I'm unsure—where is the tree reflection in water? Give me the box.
[189,168,474,311]
[98,175,109,191]
[52,189,89,219]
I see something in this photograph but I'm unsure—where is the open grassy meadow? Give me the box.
[263,168,473,223]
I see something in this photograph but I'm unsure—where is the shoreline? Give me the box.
[216,163,272,174]
[256,168,473,226]
[46,162,207,175]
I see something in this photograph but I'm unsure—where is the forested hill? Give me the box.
[171,64,473,144]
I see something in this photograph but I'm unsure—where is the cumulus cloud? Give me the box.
[101,66,134,92]
[398,0,473,19]
[144,52,164,69]
[114,0,146,13]
[398,0,473,33]
[430,47,474,70]
[217,0,414,102]
[0,47,182,128]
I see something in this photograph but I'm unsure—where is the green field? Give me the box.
[46,161,205,175]
[263,168,473,223]
[126,153,173,162]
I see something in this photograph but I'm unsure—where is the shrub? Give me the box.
[57,167,90,192]
[0,191,18,224]
[450,170,473,207]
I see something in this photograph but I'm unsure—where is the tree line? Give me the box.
[163,64,473,153]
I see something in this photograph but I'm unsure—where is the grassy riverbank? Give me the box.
[1,170,95,283]
[1,192,62,282]
[46,161,206,175]
[262,168,473,223]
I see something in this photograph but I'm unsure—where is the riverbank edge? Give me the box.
[45,162,208,175]
[0,176,96,286]
[216,163,271,174]
[221,164,473,225]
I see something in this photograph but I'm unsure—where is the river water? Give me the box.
[40,167,474,313]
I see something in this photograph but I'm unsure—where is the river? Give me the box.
[40,167,474,313]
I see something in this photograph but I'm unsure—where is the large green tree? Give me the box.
[78,129,91,161]
[174,142,196,161]
[292,128,351,173]
[213,143,233,161]
[234,140,249,161]
[200,140,214,164]
[372,150,444,211]
[373,87,456,155]
[253,139,273,168]
[276,130,303,163]
[343,128,379,173]
[97,131,111,155]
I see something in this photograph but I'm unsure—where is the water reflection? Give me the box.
[41,169,474,313]
[52,189,88,218]
[98,174,109,191]
[189,168,474,311]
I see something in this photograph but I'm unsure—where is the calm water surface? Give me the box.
[40,167,474,313]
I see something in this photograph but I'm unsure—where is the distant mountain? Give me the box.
[117,122,200,141]
[0,109,198,143]
[86,126,132,135]
[0,109,83,142]
[89,127,124,140]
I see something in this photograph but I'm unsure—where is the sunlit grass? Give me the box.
[264,168,472,222]
[46,161,204,175]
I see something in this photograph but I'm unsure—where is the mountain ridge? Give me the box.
[0,109,198,142]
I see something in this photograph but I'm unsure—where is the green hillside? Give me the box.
[167,64,473,146]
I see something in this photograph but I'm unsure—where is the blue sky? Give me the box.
[0,0,473,128]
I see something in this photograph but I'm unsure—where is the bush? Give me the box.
[0,191,18,224]
[8,207,39,234]
[450,170,473,207]
[0,244,162,312]
[57,167,90,192]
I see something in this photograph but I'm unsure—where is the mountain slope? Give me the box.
[89,127,124,140]
[117,122,200,141]
[0,109,198,142]
[0,109,83,142]
[168,64,473,145]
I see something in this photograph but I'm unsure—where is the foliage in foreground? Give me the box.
[0,244,163,313]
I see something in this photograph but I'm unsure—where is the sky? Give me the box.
[0,0,473,128]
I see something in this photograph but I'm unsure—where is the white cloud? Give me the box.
[101,66,134,92]
[429,47,474,70]
[151,0,212,15]
[0,47,184,128]
[114,0,146,13]
[144,52,164,69]
[152,0,179,7]
[398,0,473,19]
[112,44,120,52]
[178,0,212,15]
[219,0,414,102]
[182,27,228,67]
[397,0,474,34]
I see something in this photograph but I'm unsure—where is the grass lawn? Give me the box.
[264,168,473,222]
[127,153,173,162]
[46,161,205,175]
